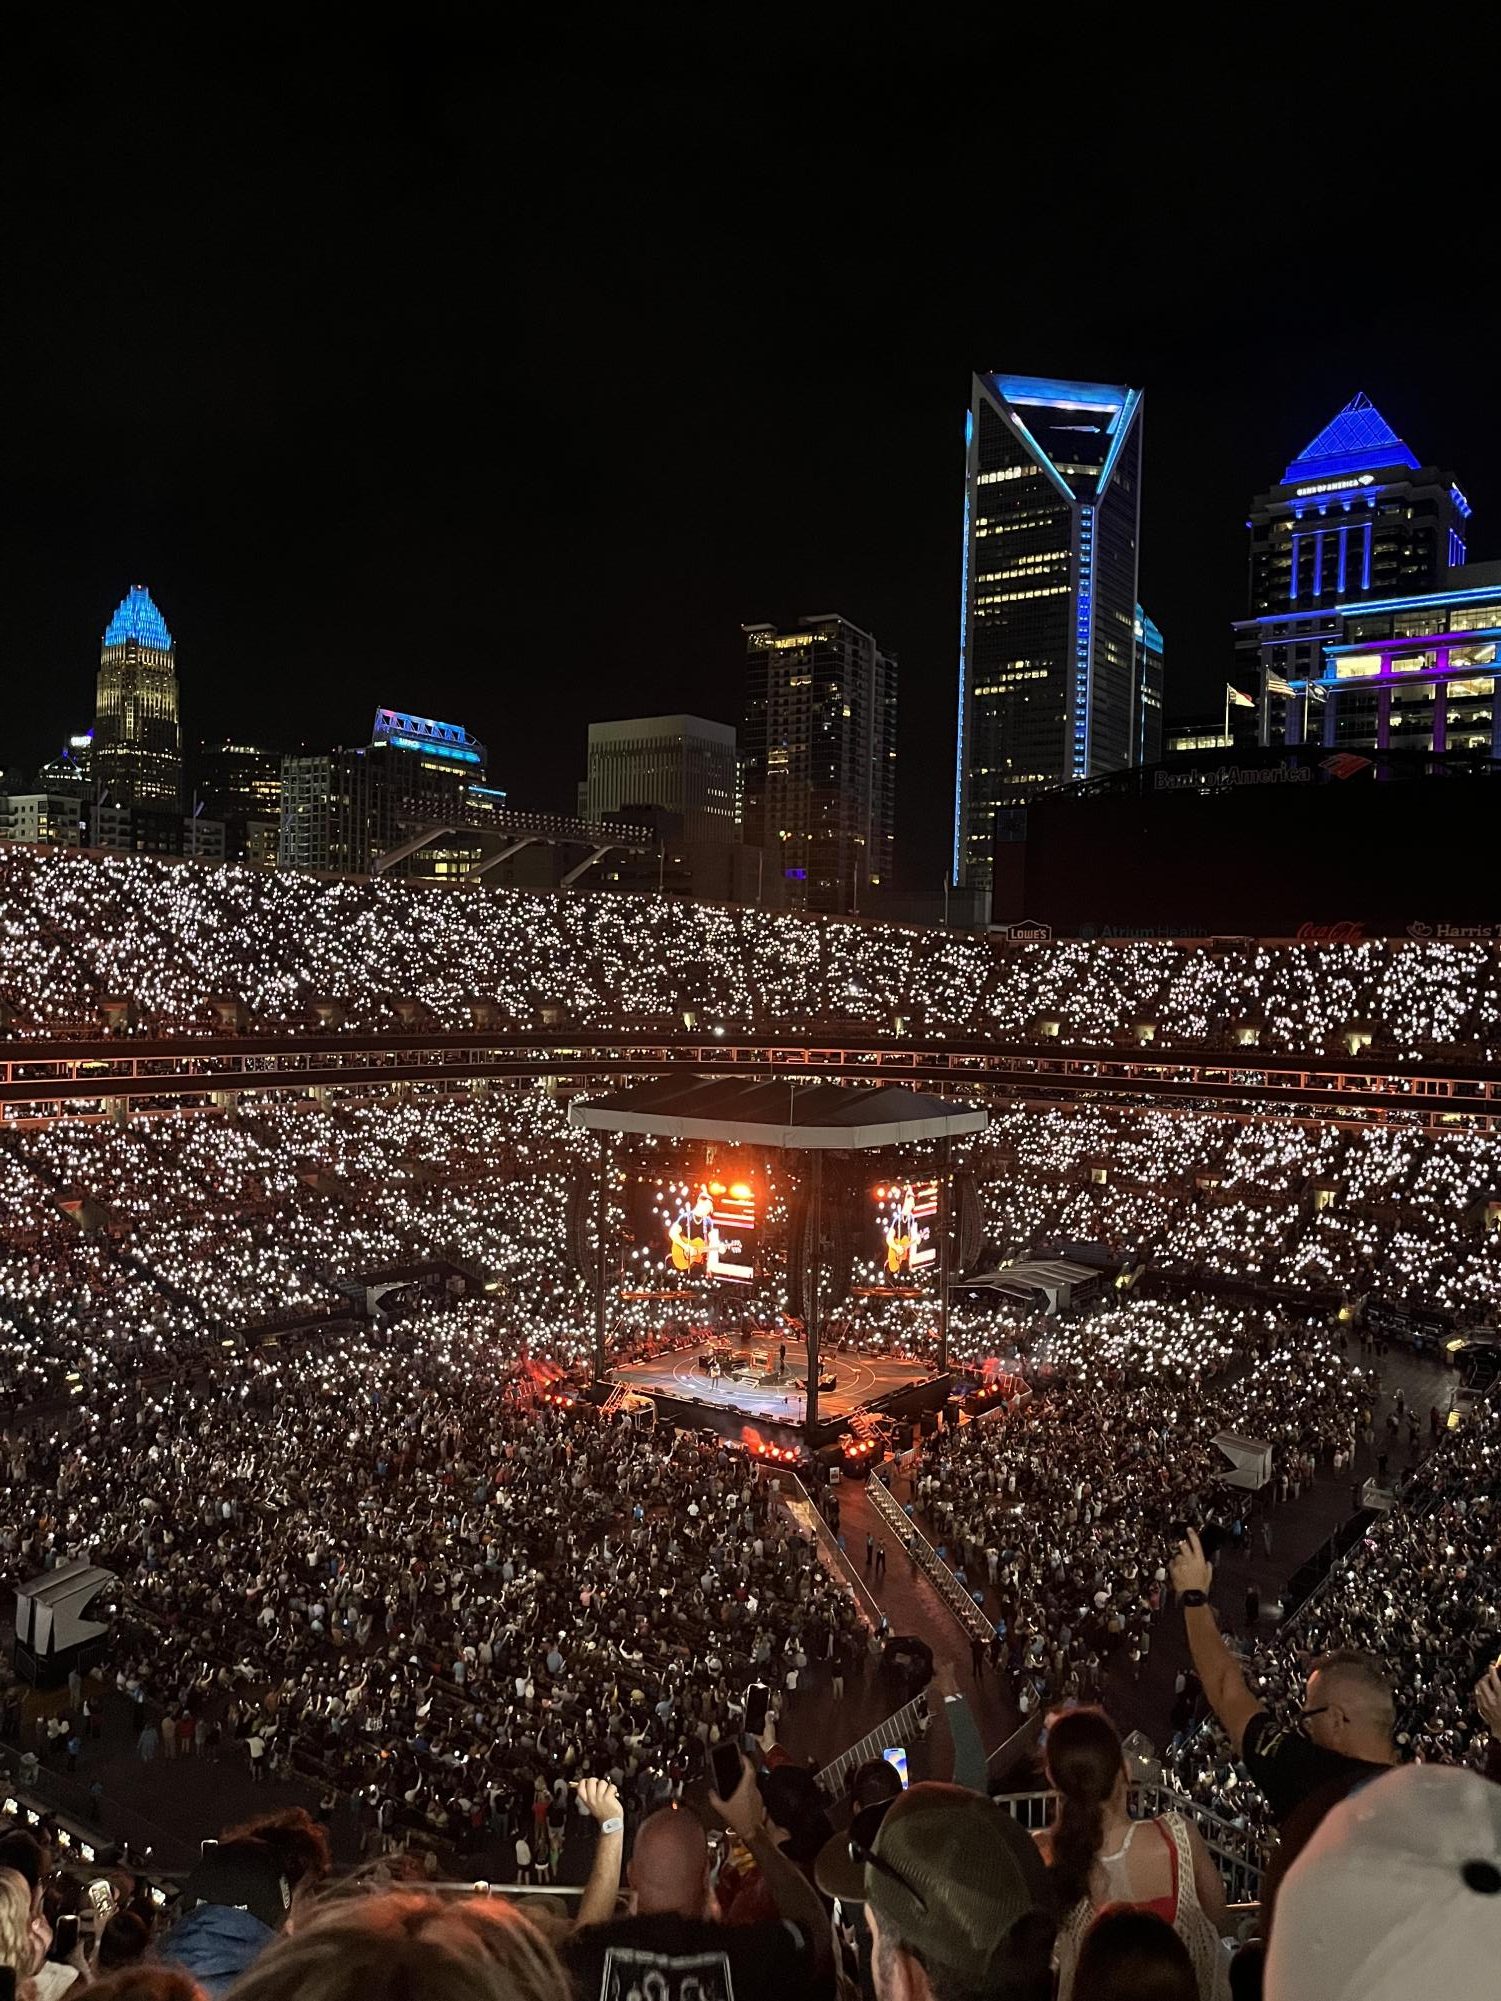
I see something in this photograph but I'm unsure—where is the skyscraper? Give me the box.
[741,614,896,916]
[280,708,502,877]
[94,585,182,808]
[194,741,285,865]
[279,749,393,875]
[1233,392,1471,738]
[584,715,738,842]
[954,373,1145,889]
[1134,607,1165,766]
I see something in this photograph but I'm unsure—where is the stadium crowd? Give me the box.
[1162,1388,1501,1828]
[902,1302,1372,1715]
[1,1306,871,1865]
[1,855,1499,1995]
[3,846,1501,1059]
[957,1103,1501,1321]
[4,1086,1501,1414]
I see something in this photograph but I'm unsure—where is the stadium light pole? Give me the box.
[804,1150,822,1442]
[593,1130,609,1380]
[938,1133,951,1376]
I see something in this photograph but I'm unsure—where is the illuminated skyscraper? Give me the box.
[741,613,896,916]
[279,709,501,876]
[1234,393,1471,738]
[93,585,182,808]
[954,374,1145,889]
[1134,607,1165,765]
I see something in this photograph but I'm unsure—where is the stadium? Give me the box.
[0,847,1496,1982]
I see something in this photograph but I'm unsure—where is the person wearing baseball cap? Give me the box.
[1264,1761,1501,2001]
[855,1783,1055,2001]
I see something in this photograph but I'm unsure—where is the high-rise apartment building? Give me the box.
[741,614,896,916]
[954,374,1145,888]
[584,715,738,842]
[194,741,285,865]
[279,749,395,875]
[279,709,502,876]
[1134,608,1164,766]
[1233,393,1471,739]
[367,707,489,795]
[94,585,182,808]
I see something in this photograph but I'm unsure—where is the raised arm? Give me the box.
[1183,1812,1228,1930]
[1169,1531,1263,1757]
[573,1776,626,1930]
[932,1657,988,1793]
[712,1751,834,1982]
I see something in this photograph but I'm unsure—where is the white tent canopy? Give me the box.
[1212,1431,1273,1491]
[958,1258,1101,1313]
[15,1557,116,1658]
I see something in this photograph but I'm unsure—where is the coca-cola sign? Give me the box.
[1295,920,1366,943]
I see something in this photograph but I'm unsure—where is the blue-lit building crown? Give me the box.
[103,584,174,652]
[1281,392,1419,485]
[371,707,488,771]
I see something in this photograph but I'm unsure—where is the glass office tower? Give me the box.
[954,373,1144,889]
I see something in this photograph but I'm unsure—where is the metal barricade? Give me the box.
[867,1472,994,1645]
[817,1691,932,1804]
[778,1470,880,1627]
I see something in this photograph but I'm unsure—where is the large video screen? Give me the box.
[660,1175,758,1285]
[875,1178,938,1278]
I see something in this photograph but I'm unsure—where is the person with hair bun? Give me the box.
[1034,1708,1229,2001]
[220,1889,571,2001]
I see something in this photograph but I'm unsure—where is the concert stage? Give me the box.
[571,1076,986,1445]
[606,1340,950,1452]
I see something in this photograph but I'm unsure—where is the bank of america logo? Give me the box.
[1320,752,1372,781]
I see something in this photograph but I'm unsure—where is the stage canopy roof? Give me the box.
[15,1556,117,1656]
[958,1258,1101,1309]
[568,1077,988,1150]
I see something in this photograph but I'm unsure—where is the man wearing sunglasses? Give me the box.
[826,1784,1055,2001]
[1170,1528,1397,1823]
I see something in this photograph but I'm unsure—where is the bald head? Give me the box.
[629,1806,710,1917]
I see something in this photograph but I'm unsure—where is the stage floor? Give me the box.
[608,1341,934,1428]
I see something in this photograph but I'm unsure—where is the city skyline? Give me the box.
[4,23,1497,890]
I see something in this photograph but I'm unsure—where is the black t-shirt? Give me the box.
[1241,1708,1391,1823]
[560,1912,822,2001]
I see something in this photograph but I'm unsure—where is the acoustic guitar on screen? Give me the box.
[668,1187,715,1271]
[883,1182,918,1274]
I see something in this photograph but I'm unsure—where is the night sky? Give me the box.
[5,20,1496,888]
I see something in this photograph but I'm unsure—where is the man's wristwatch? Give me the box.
[1180,1589,1209,1608]
[599,1815,625,1835]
